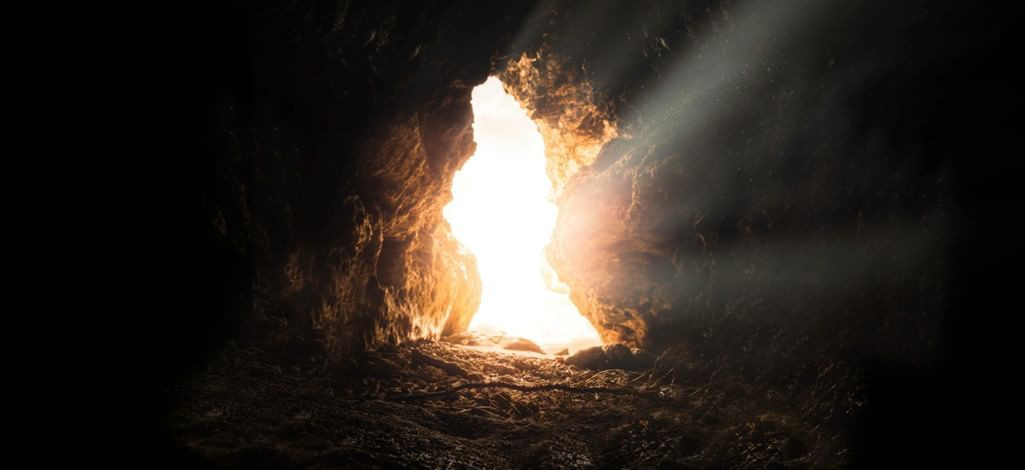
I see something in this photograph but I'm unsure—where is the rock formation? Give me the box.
[180,0,1006,384]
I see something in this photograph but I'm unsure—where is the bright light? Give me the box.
[443,77,602,351]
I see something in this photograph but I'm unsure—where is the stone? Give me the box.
[443,332,480,346]
[602,344,632,365]
[565,346,607,370]
[503,338,545,354]
[565,344,654,371]
[629,348,655,369]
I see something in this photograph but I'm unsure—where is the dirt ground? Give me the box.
[162,338,853,468]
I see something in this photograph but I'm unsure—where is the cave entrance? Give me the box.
[443,77,602,354]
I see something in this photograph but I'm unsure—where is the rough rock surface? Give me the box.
[190,0,539,361]
[516,0,955,380]
[498,49,619,198]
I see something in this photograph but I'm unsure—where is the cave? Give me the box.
[130,0,1022,467]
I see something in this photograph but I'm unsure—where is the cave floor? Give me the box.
[163,339,845,468]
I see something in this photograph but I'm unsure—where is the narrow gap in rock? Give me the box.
[443,77,603,356]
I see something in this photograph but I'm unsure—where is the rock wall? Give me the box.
[498,49,619,199]
[184,0,1015,379]
[192,0,536,361]
[499,0,979,379]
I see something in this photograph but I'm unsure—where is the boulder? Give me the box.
[503,338,546,354]
[565,344,654,371]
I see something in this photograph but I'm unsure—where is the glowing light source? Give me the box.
[443,77,602,351]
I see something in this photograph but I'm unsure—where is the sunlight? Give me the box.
[443,77,602,351]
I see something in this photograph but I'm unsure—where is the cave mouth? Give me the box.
[443,77,602,354]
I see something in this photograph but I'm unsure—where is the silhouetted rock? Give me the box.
[603,344,632,365]
[565,344,653,371]
[629,348,655,369]
[503,338,545,354]
[565,346,607,370]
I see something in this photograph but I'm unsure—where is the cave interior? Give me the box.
[131,0,1024,467]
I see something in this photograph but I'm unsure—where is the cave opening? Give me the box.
[443,77,602,354]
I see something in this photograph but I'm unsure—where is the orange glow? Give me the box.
[443,77,602,352]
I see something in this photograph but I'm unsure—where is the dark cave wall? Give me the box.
[502,0,982,377]
[197,0,538,359]
[191,0,1017,380]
